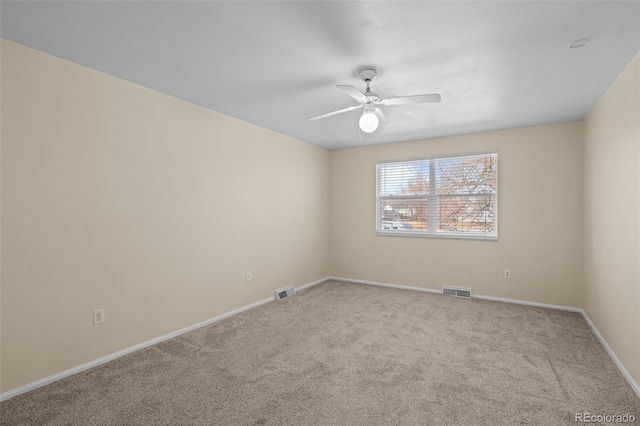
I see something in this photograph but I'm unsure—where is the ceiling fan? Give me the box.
[308,68,441,133]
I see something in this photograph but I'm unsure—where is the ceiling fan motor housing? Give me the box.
[362,104,376,113]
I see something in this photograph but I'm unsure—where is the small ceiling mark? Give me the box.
[569,38,589,49]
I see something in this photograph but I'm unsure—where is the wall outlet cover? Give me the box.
[93,309,105,325]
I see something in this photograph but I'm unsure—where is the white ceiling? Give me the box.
[2,1,639,150]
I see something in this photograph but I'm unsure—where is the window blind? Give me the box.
[376,151,498,240]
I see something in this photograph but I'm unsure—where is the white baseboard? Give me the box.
[331,276,639,398]
[331,276,580,312]
[472,294,583,313]
[0,276,330,402]
[330,276,442,295]
[581,311,640,398]
[296,276,329,292]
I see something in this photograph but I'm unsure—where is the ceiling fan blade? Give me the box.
[374,108,389,124]
[336,85,367,102]
[308,105,361,121]
[380,94,441,106]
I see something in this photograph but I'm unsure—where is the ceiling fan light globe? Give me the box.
[359,112,379,133]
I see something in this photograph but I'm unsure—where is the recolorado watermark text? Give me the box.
[575,413,636,423]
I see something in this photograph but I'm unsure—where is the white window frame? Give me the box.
[376,151,498,241]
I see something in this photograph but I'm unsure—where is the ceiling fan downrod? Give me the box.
[359,68,377,95]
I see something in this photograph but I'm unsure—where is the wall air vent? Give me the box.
[442,287,472,299]
[274,287,296,300]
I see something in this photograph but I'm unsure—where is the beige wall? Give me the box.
[330,122,584,308]
[0,40,331,392]
[584,53,640,385]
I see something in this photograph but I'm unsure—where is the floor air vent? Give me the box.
[442,287,472,299]
[275,287,296,300]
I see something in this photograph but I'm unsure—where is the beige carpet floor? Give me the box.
[1,280,638,425]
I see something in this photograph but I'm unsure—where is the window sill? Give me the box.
[375,230,497,241]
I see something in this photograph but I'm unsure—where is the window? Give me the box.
[376,151,497,240]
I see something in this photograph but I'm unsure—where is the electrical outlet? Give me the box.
[93,308,105,325]
[246,271,252,282]
[504,269,511,279]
